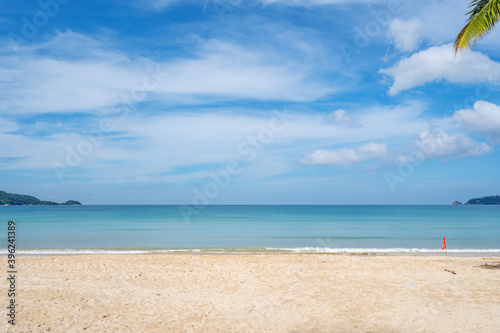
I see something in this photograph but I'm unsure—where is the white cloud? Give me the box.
[453,101,500,143]
[386,0,469,47]
[411,131,492,160]
[301,142,387,166]
[380,44,500,95]
[143,0,182,10]
[388,18,421,52]
[392,0,496,50]
[155,39,334,102]
[148,0,389,10]
[325,109,361,127]
[1,100,493,183]
[258,0,387,5]
[0,119,19,133]
[0,101,428,179]
[0,32,335,115]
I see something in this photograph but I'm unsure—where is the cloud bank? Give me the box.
[0,32,335,114]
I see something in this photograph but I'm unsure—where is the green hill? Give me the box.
[465,195,500,205]
[0,190,81,206]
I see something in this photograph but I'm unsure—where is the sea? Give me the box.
[1,205,499,255]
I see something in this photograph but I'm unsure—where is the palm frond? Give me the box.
[454,0,500,54]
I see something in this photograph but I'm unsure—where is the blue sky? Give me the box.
[1,0,500,204]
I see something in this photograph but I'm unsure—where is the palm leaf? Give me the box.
[454,0,500,54]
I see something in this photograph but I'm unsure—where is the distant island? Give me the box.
[0,190,81,206]
[452,195,500,205]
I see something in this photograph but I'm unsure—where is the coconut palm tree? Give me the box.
[454,0,500,54]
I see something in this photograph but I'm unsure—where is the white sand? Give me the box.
[3,254,500,332]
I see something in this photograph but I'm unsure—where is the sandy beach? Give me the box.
[4,254,500,332]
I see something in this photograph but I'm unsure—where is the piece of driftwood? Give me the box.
[444,269,457,275]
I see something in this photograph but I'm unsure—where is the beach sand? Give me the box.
[4,254,500,332]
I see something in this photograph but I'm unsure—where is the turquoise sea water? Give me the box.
[1,205,499,254]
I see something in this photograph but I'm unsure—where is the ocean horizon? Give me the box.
[2,204,499,255]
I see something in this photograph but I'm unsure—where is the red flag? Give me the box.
[442,237,446,250]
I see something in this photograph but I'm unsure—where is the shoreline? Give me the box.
[7,248,500,257]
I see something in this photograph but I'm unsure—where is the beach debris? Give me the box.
[444,269,457,275]
[409,282,414,287]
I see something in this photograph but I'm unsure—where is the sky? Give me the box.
[1,0,500,205]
